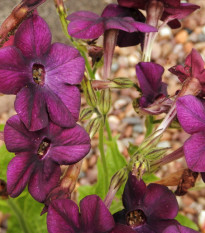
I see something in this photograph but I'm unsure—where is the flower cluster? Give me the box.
[47,174,197,233]
[0,0,202,232]
[1,13,91,202]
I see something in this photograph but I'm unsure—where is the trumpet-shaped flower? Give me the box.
[67,4,157,47]
[118,0,199,29]
[113,173,197,232]
[4,115,90,202]
[176,95,205,172]
[0,14,85,131]
[136,62,168,110]
[169,49,205,96]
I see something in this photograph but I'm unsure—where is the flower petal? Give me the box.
[50,125,91,164]
[184,132,205,172]
[185,49,204,77]
[7,152,36,197]
[112,223,136,233]
[44,87,76,128]
[143,183,178,220]
[123,174,146,210]
[176,96,205,134]
[14,14,51,59]
[28,160,61,202]
[136,62,166,107]
[4,115,40,152]
[47,199,80,233]
[15,85,48,131]
[45,43,85,85]
[163,223,198,233]
[80,195,115,232]
[47,84,81,121]
[67,11,104,39]
[0,47,30,94]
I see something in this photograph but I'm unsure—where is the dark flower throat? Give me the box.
[32,64,45,85]
[126,209,146,228]
[37,138,50,159]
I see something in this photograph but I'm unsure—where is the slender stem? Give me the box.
[105,118,112,141]
[7,199,32,233]
[99,126,109,192]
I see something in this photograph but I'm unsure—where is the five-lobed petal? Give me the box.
[113,173,197,233]
[0,14,85,131]
[4,115,91,202]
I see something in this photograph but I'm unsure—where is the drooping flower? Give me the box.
[4,115,91,202]
[176,95,205,172]
[67,4,156,79]
[169,49,205,96]
[67,4,156,45]
[118,0,200,29]
[0,14,85,131]
[135,62,171,114]
[113,173,197,232]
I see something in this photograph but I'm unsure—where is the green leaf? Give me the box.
[175,213,199,231]
[142,173,160,183]
[0,124,4,131]
[0,144,15,180]
[145,115,154,137]
[0,189,47,233]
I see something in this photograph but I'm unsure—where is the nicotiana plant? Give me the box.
[0,0,203,232]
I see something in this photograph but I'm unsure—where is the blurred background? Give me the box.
[1,0,205,232]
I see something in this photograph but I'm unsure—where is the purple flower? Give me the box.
[47,195,115,233]
[169,49,205,96]
[113,173,197,232]
[67,4,156,46]
[136,62,169,112]
[4,115,90,202]
[118,0,199,29]
[0,14,85,131]
[176,95,205,172]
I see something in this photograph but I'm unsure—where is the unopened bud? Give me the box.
[22,0,47,11]
[109,77,135,89]
[86,116,103,138]
[132,160,147,179]
[104,168,128,208]
[99,89,111,115]
[81,77,97,108]
[79,107,94,121]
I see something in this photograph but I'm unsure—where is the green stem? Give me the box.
[105,118,112,141]
[99,126,109,192]
[7,199,32,233]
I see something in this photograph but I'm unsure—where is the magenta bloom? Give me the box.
[176,95,205,172]
[47,195,115,233]
[0,14,85,131]
[118,0,199,29]
[4,115,91,202]
[136,62,168,109]
[113,174,197,233]
[67,4,157,47]
[169,49,205,96]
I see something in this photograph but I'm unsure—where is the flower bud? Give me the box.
[80,107,94,121]
[81,77,97,108]
[86,116,103,138]
[99,89,111,116]
[109,77,135,89]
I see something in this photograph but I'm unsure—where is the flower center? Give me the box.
[32,64,45,85]
[37,138,50,159]
[126,210,146,228]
